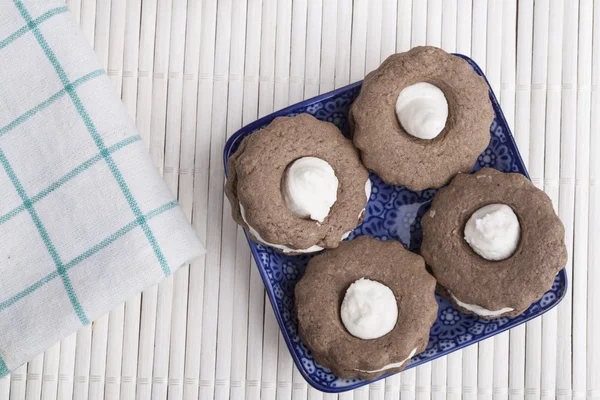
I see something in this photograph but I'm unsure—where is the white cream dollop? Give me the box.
[341,278,398,340]
[355,347,417,373]
[450,292,514,318]
[464,203,520,261]
[239,203,323,254]
[395,82,448,140]
[282,157,338,223]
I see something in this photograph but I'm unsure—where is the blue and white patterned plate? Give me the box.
[223,55,567,393]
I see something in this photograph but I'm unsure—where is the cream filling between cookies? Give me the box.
[395,82,448,140]
[355,347,417,373]
[239,203,324,254]
[449,292,514,318]
[241,177,372,252]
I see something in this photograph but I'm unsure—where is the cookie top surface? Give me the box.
[420,168,567,317]
[225,113,370,252]
[350,46,494,191]
[295,236,438,380]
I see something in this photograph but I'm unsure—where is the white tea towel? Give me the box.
[0,0,205,376]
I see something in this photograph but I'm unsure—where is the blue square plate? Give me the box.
[223,55,567,393]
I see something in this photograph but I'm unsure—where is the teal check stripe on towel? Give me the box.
[0,149,89,324]
[13,0,171,276]
[0,5,67,49]
[0,0,204,376]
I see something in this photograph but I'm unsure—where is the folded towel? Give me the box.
[0,0,205,376]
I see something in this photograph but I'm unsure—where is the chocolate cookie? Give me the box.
[420,168,567,318]
[295,236,438,380]
[350,46,494,191]
[226,114,370,254]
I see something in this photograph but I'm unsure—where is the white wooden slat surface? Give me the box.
[3,1,599,399]
[589,5,600,400]
[119,2,143,399]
